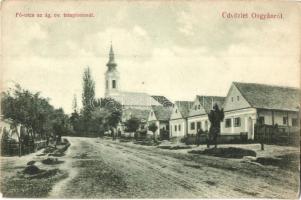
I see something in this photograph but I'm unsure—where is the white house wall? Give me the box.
[170,119,186,137]
[257,110,299,126]
[221,108,257,139]
[170,104,183,120]
[189,98,207,116]
[223,84,251,112]
[187,115,210,134]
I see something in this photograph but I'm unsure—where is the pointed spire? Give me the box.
[107,42,117,70]
[109,41,114,61]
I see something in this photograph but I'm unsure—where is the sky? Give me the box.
[2,0,300,114]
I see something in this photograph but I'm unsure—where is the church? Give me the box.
[104,44,173,110]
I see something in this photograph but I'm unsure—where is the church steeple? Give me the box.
[105,42,120,98]
[106,43,117,70]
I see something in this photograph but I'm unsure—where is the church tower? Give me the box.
[105,43,120,97]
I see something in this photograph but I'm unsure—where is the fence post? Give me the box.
[261,125,265,150]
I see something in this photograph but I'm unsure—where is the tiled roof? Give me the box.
[234,82,300,111]
[175,101,194,118]
[122,108,150,122]
[151,105,172,121]
[196,96,225,113]
[151,96,173,107]
[111,91,161,107]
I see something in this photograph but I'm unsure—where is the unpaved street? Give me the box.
[48,137,299,198]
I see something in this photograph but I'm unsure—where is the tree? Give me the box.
[51,108,69,142]
[82,67,95,119]
[70,94,80,133]
[207,103,224,148]
[69,111,80,132]
[125,117,140,133]
[1,85,53,139]
[100,98,122,139]
[148,123,158,141]
[72,94,78,113]
[90,109,110,136]
[1,85,68,155]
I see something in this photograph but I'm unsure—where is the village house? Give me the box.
[0,115,30,155]
[187,95,225,135]
[220,82,300,140]
[169,101,194,138]
[0,118,20,141]
[147,105,172,138]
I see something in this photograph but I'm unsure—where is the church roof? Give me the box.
[111,91,162,107]
[233,82,300,111]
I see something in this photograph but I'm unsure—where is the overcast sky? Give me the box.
[2,1,300,114]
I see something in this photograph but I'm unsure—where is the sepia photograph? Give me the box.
[0,0,300,199]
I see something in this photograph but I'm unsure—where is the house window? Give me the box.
[175,125,177,131]
[197,122,201,130]
[190,122,195,130]
[237,96,240,101]
[106,80,108,89]
[112,80,116,89]
[231,97,234,102]
[292,118,298,127]
[195,105,197,110]
[283,117,288,125]
[234,117,241,127]
[225,118,231,128]
[175,109,177,113]
[258,116,265,125]
[198,105,201,109]
[178,125,181,131]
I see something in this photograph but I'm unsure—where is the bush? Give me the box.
[254,153,299,171]
[27,161,36,166]
[23,165,41,175]
[29,169,59,179]
[181,134,207,145]
[157,144,192,150]
[42,158,64,165]
[189,147,256,159]
[134,137,160,146]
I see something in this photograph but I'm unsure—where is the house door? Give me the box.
[248,117,253,139]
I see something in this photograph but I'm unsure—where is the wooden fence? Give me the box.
[254,124,300,145]
[1,139,47,156]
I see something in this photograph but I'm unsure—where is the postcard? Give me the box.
[0,0,300,199]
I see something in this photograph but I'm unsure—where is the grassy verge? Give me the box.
[1,139,71,198]
[1,168,68,198]
[64,159,128,198]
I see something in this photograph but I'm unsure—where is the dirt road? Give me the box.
[47,137,299,198]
